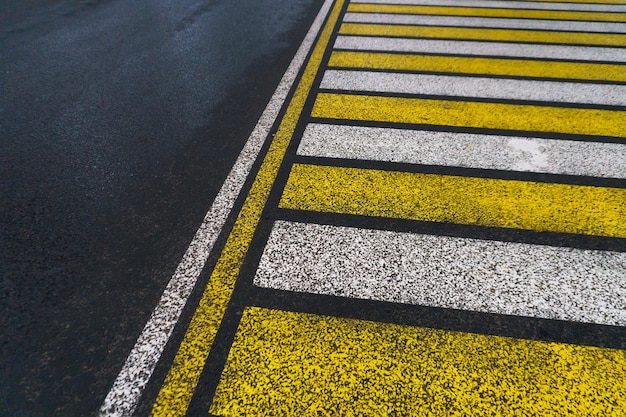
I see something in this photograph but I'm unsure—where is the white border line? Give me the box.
[98,0,335,414]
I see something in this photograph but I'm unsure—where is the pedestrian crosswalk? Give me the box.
[148,0,626,414]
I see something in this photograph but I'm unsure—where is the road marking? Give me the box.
[334,35,626,62]
[347,3,626,22]
[352,0,626,12]
[328,51,626,82]
[97,0,338,416]
[528,0,626,3]
[255,221,626,325]
[312,93,626,137]
[344,12,626,32]
[106,0,626,413]
[210,307,626,416]
[320,70,626,105]
[339,23,626,46]
[279,164,626,237]
[147,0,343,415]
[297,124,626,178]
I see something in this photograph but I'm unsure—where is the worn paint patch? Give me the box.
[210,307,626,416]
[296,124,626,178]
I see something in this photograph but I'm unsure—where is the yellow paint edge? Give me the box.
[347,3,626,22]
[211,307,626,416]
[311,92,626,138]
[339,22,626,46]
[328,51,626,82]
[279,164,626,238]
[148,1,346,415]
[526,0,626,4]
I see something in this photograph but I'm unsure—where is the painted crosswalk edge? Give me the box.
[149,0,345,415]
[97,0,335,415]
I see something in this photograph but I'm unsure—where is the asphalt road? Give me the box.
[0,0,323,414]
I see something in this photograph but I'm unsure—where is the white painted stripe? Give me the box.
[297,124,626,178]
[344,12,626,32]
[334,35,626,62]
[352,0,626,12]
[255,221,626,326]
[320,70,626,105]
[96,0,337,415]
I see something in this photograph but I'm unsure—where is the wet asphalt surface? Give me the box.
[0,0,323,414]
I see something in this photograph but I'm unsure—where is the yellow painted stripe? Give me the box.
[148,0,346,415]
[311,93,626,137]
[279,164,626,238]
[328,51,626,82]
[532,0,626,3]
[531,0,626,4]
[339,22,626,46]
[211,307,626,416]
[347,3,626,22]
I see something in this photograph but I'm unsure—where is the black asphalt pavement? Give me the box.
[0,0,322,414]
